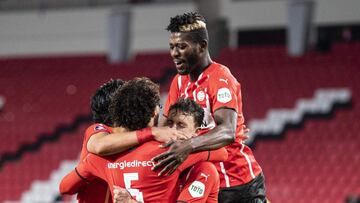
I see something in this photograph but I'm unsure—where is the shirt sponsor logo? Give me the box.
[108,160,154,170]
[217,88,232,103]
[197,91,205,101]
[94,124,106,131]
[188,181,205,198]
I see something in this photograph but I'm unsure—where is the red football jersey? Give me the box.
[178,162,220,203]
[164,62,262,188]
[76,141,228,203]
[77,123,113,203]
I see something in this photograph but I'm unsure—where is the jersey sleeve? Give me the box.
[177,162,220,203]
[177,148,228,172]
[164,75,180,116]
[84,124,112,146]
[209,69,240,113]
[59,169,89,195]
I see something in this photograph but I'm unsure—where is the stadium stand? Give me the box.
[246,88,351,144]
[0,42,359,202]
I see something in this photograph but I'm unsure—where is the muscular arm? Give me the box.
[152,108,237,175]
[190,108,237,151]
[87,127,190,156]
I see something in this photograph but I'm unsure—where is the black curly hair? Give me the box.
[167,12,208,43]
[168,98,204,128]
[110,77,160,131]
[90,79,124,126]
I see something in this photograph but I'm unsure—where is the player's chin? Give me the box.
[177,68,190,75]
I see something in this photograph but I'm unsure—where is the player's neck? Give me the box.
[189,56,212,82]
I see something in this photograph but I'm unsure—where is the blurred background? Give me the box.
[0,0,359,202]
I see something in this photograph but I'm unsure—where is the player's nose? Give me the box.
[170,48,180,58]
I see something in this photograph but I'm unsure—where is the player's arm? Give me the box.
[190,107,237,151]
[59,155,101,194]
[88,127,190,156]
[59,168,90,194]
[151,109,236,175]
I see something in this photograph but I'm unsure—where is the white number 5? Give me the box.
[123,173,144,202]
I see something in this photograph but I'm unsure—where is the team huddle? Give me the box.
[59,12,267,203]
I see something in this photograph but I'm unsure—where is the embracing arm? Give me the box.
[87,127,190,156]
[152,108,237,175]
[87,131,139,156]
[190,108,237,152]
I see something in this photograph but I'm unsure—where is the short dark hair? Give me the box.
[91,79,124,126]
[110,77,160,131]
[167,12,208,43]
[168,98,204,128]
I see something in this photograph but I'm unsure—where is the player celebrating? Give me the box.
[152,12,267,202]
[113,98,223,203]
[60,78,227,203]
[60,79,188,203]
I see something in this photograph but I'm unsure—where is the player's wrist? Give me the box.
[136,128,153,144]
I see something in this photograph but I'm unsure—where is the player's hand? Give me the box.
[113,186,137,203]
[151,139,193,176]
[152,126,192,143]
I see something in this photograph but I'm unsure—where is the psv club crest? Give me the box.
[197,90,205,102]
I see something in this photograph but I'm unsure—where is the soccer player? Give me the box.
[68,79,123,203]
[152,12,267,202]
[60,77,227,203]
[166,98,221,203]
[60,79,189,203]
[113,98,222,203]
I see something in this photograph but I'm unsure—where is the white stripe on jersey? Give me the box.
[193,89,197,102]
[240,143,256,178]
[219,162,230,187]
[202,93,215,129]
[185,166,194,182]
[178,76,182,89]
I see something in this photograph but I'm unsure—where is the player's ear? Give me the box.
[199,40,208,53]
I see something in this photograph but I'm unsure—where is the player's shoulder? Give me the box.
[83,152,108,166]
[136,141,167,156]
[208,62,238,85]
[210,62,234,78]
[86,123,112,132]
[85,123,112,138]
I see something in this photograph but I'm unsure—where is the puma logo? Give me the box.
[200,173,210,181]
[219,78,228,84]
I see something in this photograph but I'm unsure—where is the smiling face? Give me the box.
[169,32,202,75]
[165,109,199,135]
